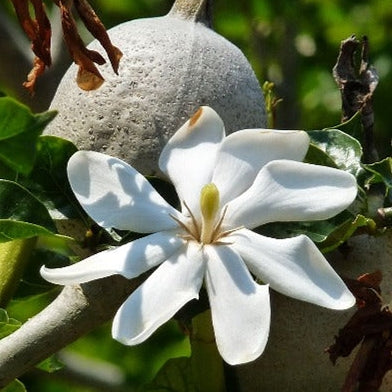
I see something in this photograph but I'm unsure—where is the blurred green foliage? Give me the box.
[1,0,391,153]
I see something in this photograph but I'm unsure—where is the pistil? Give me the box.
[200,183,220,244]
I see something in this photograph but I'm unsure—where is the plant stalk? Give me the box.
[169,0,213,27]
[190,310,225,392]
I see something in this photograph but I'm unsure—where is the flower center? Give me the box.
[171,183,239,245]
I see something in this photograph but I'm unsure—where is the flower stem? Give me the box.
[169,0,213,27]
[190,310,225,392]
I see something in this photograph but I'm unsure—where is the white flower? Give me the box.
[41,106,357,365]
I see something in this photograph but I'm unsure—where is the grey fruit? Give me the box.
[45,1,266,175]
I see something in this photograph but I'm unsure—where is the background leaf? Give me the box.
[363,158,392,205]
[0,308,21,339]
[143,357,195,392]
[0,180,56,232]
[24,136,82,219]
[0,97,56,175]
[0,379,26,392]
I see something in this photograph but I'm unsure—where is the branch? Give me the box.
[0,274,143,388]
[332,35,379,163]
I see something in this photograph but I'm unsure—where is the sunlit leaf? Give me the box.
[0,97,56,175]
[7,290,59,323]
[318,214,376,253]
[0,221,59,242]
[307,127,363,176]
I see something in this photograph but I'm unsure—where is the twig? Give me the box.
[332,35,379,163]
[0,274,143,388]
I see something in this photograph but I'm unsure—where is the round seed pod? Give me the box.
[45,0,266,175]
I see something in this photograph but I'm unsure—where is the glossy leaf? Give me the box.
[257,211,373,252]
[0,221,59,242]
[363,158,392,202]
[307,128,363,176]
[0,97,56,175]
[23,136,83,219]
[0,180,56,232]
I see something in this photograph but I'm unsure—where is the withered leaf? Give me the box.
[10,0,52,93]
[74,0,123,74]
[12,0,122,93]
[326,270,392,392]
[58,0,105,91]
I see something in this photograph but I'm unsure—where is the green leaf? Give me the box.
[143,357,195,392]
[363,158,392,206]
[0,180,56,232]
[0,97,56,175]
[307,128,363,176]
[0,379,26,392]
[36,355,64,373]
[304,143,338,168]
[22,136,83,219]
[335,110,363,141]
[318,214,376,253]
[0,308,21,339]
[0,220,58,242]
[257,211,374,252]
[7,290,59,323]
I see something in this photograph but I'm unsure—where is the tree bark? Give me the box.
[0,274,143,388]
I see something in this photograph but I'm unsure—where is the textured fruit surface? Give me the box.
[45,14,266,175]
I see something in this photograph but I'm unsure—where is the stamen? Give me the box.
[182,200,200,239]
[210,205,228,242]
[169,213,197,240]
[214,226,244,242]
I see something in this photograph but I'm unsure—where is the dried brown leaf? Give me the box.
[10,0,52,93]
[326,271,392,391]
[74,0,123,73]
[12,0,121,92]
[58,0,104,90]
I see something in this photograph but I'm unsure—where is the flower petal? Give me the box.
[231,228,355,309]
[158,106,225,215]
[225,160,357,229]
[212,129,309,205]
[112,242,205,345]
[68,151,181,232]
[40,230,184,284]
[204,244,271,365]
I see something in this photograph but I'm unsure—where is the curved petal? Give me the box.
[231,228,355,309]
[225,160,357,229]
[112,242,206,345]
[40,230,185,284]
[212,129,309,205]
[68,151,181,232]
[204,244,270,365]
[158,106,225,215]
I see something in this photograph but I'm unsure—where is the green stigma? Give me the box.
[200,183,220,244]
[200,183,220,221]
